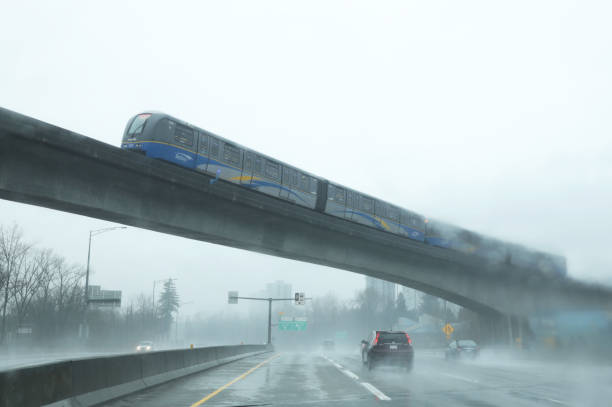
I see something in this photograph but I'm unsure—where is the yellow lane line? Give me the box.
[190,353,281,406]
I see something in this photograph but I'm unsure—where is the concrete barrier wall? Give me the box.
[0,344,270,407]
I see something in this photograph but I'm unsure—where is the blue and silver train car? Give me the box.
[121,112,320,210]
[121,111,566,275]
[324,183,425,242]
[426,219,567,276]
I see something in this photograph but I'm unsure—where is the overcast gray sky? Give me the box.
[1,1,611,316]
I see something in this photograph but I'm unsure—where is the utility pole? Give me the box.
[267,299,272,344]
[176,300,193,344]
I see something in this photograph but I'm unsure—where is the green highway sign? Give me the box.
[278,317,307,331]
[278,321,307,331]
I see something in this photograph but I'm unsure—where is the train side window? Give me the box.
[400,210,411,226]
[282,166,293,185]
[265,160,280,181]
[375,201,387,218]
[210,138,220,159]
[310,177,318,194]
[327,185,334,200]
[334,187,346,205]
[361,196,373,213]
[388,206,399,222]
[244,152,253,172]
[174,123,194,147]
[254,155,264,176]
[298,173,309,191]
[154,118,172,141]
[223,143,242,167]
[199,134,209,154]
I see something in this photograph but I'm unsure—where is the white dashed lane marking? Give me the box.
[322,355,391,401]
[361,382,392,401]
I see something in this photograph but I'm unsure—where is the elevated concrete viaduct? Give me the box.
[0,107,610,324]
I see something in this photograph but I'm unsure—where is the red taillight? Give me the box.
[373,332,380,345]
[405,333,412,345]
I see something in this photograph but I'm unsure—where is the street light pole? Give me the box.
[81,226,126,340]
[176,300,193,344]
[267,298,272,345]
[84,226,127,306]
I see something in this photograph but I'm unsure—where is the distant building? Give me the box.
[265,280,292,299]
[365,276,396,305]
[87,285,121,310]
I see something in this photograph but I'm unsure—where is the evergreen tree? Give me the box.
[158,279,179,332]
[419,294,442,318]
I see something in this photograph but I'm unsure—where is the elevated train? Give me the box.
[121,112,566,278]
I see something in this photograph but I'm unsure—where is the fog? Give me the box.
[1,1,611,406]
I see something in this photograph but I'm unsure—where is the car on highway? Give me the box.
[445,339,479,361]
[361,330,414,371]
[136,341,154,352]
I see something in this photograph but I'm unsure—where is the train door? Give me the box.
[241,151,254,186]
[207,137,222,179]
[325,184,346,217]
[196,132,209,173]
[345,190,355,221]
[281,166,297,201]
[220,142,243,183]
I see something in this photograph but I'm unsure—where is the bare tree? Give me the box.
[52,259,85,332]
[0,224,31,343]
[10,249,51,326]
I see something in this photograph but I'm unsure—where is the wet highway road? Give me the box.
[102,349,612,407]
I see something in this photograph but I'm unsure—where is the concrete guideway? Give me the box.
[100,350,612,406]
[1,107,610,317]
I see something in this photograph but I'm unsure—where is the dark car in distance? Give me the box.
[361,330,414,371]
[322,340,335,351]
[445,339,480,360]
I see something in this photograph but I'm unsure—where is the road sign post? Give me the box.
[228,291,310,344]
[442,323,454,341]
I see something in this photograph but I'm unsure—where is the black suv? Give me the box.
[361,330,414,371]
[445,339,479,360]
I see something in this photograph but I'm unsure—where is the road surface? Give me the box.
[101,349,612,406]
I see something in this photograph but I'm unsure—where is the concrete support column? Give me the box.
[507,314,514,347]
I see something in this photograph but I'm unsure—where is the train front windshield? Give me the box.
[124,113,151,140]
